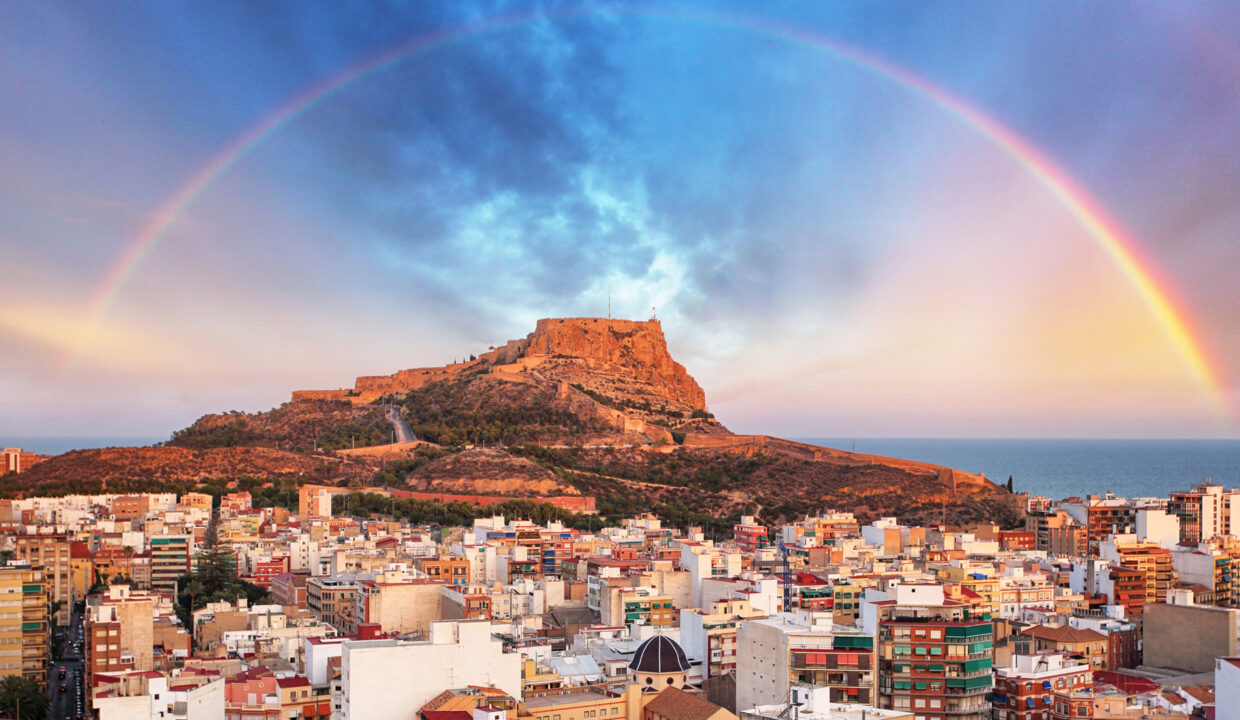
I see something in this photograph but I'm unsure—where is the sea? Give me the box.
[795,438,1240,501]
[5,435,1239,502]
[2,437,165,455]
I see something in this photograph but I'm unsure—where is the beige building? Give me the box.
[1144,601,1239,673]
[598,582,675,628]
[0,564,50,684]
[299,485,345,520]
[86,584,155,681]
[14,534,72,624]
[354,576,444,635]
[307,573,367,630]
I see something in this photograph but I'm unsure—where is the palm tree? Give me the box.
[0,675,49,720]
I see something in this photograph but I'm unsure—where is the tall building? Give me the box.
[2,448,46,475]
[0,564,50,685]
[869,583,993,720]
[149,535,191,591]
[1060,496,1135,555]
[85,585,155,684]
[13,534,72,624]
[1098,539,1174,616]
[299,485,345,521]
[1167,483,1240,543]
[736,610,876,711]
[308,573,368,631]
[1168,486,1220,544]
[680,598,766,682]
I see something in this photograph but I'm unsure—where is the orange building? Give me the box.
[2,448,47,474]
[112,495,151,521]
[420,557,471,586]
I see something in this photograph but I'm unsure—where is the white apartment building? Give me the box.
[340,620,521,720]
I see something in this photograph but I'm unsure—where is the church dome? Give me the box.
[628,635,690,674]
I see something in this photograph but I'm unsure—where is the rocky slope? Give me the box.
[405,448,579,497]
[5,317,1025,527]
[170,399,391,452]
[6,446,373,496]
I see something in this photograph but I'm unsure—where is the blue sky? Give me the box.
[2,1,1239,438]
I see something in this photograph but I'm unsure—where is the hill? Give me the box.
[6,445,372,497]
[5,317,1025,528]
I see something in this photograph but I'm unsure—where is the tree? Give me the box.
[0,675,49,720]
[1005,475,1014,493]
[173,504,267,632]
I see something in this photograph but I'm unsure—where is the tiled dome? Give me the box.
[628,635,690,673]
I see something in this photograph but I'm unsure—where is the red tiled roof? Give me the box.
[1020,625,1105,644]
[1182,686,1215,703]
[423,712,472,720]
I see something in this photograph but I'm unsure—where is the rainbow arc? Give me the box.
[74,7,1229,417]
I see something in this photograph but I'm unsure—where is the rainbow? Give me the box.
[77,7,1228,414]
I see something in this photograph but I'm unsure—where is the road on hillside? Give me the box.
[385,405,415,444]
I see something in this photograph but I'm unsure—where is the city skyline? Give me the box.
[3,2,1239,438]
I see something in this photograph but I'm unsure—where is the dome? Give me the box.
[628,635,690,674]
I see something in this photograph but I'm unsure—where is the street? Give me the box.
[48,601,85,720]
[386,404,416,444]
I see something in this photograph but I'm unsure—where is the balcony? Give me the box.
[943,701,991,715]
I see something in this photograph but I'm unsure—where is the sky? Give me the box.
[2,1,1239,440]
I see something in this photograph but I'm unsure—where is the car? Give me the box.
[58,683,66,692]
[58,667,66,679]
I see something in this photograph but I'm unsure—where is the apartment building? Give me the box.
[13,534,72,624]
[1017,625,1107,672]
[86,585,156,683]
[340,620,521,720]
[679,598,766,681]
[732,516,769,553]
[307,573,368,632]
[420,556,471,586]
[354,576,444,635]
[870,584,993,720]
[0,564,49,684]
[736,609,876,711]
[150,535,191,591]
[1060,496,1135,555]
[991,652,1090,720]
